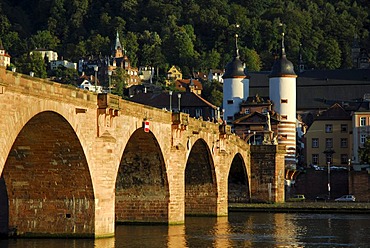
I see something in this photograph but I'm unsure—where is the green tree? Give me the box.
[202,79,223,107]
[198,49,221,71]
[240,47,262,72]
[53,66,79,85]
[358,136,370,164]
[111,68,128,97]
[30,30,60,50]
[86,34,110,56]
[316,38,341,69]
[16,52,47,78]
[123,32,139,67]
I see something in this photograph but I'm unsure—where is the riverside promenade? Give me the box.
[229,202,370,214]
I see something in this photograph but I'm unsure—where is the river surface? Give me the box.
[1,212,370,247]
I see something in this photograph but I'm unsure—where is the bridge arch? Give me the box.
[0,111,94,237]
[228,153,250,203]
[115,128,169,224]
[185,138,217,216]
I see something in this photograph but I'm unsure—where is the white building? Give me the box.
[0,40,11,68]
[30,49,58,62]
[50,60,77,70]
[79,80,103,93]
[208,69,224,83]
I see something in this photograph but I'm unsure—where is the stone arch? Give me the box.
[185,138,217,216]
[228,153,250,203]
[115,128,169,224]
[0,111,94,237]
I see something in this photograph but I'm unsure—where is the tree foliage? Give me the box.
[358,137,370,164]
[0,0,369,74]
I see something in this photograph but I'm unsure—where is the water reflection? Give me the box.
[2,212,370,247]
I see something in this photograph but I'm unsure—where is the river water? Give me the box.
[1,212,370,247]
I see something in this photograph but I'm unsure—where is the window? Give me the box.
[245,108,250,114]
[227,100,233,104]
[325,124,332,133]
[281,99,288,103]
[326,153,333,163]
[326,138,333,148]
[341,154,348,164]
[340,138,348,148]
[196,109,203,118]
[312,154,319,165]
[312,138,319,148]
[281,115,287,120]
[183,108,189,114]
[361,134,367,144]
[262,108,268,114]
[360,117,366,126]
[341,124,348,133]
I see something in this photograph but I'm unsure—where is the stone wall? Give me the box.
[250,145,286,203]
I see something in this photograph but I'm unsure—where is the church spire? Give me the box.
[115,31,123,50]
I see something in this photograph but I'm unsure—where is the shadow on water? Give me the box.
[2,212,370,247]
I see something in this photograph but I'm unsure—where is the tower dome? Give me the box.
[269,33,296,78]
[223,34,249,79]
[222,31,250,124]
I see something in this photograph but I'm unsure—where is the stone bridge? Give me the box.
[0,67,285,238]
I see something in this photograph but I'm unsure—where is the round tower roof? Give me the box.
[269,33,296,78]
[222,33,249,79]
[223,56,248,78]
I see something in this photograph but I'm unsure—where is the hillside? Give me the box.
[0,0,369,76]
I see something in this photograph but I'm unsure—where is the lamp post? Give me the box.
[348,158,351,171]
[253,131,256,145]
[94,65,98,92]
[169,91,173,112]
[248,130,251,145]
[327,161,331,199]
[178,93,181,112]
[107,69,112,94]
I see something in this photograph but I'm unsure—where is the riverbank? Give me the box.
[229,202,370,214]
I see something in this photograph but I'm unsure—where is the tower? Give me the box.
[268,30,297,168]
[222,31,249,124]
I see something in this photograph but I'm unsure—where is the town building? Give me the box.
[233,95,280,145]
[0,40,11,68]
[304,103,352,168]
[129,91,219,121]
[108,31,140,87]
[166,65,182,84]
[30,48,58,62]
[175,78,203,95]
[208,69,224,83]
[50,60,77,70]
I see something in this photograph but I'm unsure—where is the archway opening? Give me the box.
[185,139,217,216]
[115,128,169,224]
[0,111,94,237]
[228,154,250,203]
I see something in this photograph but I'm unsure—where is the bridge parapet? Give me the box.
[0,68,97,108]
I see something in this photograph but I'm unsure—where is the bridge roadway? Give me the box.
[0,67,260,238]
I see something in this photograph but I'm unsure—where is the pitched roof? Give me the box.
[175,79,203,91]
[233,111,279,124]
[129,91,217,110]
[315,103,351,120]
